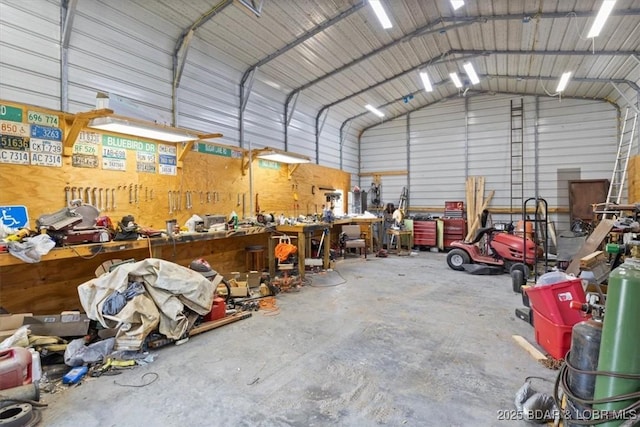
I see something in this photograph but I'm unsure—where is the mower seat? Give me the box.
[469,227,496,244]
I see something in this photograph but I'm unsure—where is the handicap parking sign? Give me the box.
[0,205,29,228]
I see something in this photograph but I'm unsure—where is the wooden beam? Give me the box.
[465,190,494,240]
[359,170,408,177]
[176,140,195,168]
[512,335,546,361]
[287,163,300,180]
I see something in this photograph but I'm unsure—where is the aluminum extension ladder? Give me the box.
[605,106,638,217]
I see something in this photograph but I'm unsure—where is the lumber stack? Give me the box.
[464,176,494,241]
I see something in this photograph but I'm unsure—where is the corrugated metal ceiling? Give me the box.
[130,0,640,132]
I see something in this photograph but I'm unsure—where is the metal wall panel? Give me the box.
[0,0,61,109]
[409,100,466,209]
[361,116,408,208]
[66,0,176,115]
[538,97,618,231]
[361,95,617,233]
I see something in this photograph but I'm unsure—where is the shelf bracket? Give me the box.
[177,133,222,168]
[287,164,300,180]
[62,108,113,156]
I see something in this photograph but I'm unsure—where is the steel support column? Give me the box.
[60,0,77,112]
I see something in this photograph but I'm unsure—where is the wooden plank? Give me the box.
[566,219,615,275]
[465,190,494,241]
[466,177,475,226]
[189,311,252,336]
[580,250,605,268]
[358,170,408,177]
[512,335,546,361]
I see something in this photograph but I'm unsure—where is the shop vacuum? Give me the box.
[556,241,640,426]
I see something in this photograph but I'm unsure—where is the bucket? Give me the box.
[515,220,534,239]
[0,347,33,391]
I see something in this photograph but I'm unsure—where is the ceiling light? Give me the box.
[587,0,616,38]
[369,0,392,29]
[256,147,310,164]
[88,117,199,142]
[365,104,385,118]
[450,0,464,10]
[556,72,572,92]
[463,62,480,85]
[419,71,433,92]
[449,72,463,88]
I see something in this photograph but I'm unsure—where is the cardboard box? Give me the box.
[22,311,91,337]
[0,313,33,340]
[219,280,250,298]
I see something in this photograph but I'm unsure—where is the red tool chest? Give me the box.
[413,220,438,247]
[443,218,467,248]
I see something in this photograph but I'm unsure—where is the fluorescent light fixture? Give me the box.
[88,116,199,142]
[556,71,572,92]
[419,71,433,92]
[449,72,463,88]
[369,0,392,29]
[365,104,385,118]
[463,62,480,85]
[256,147,310,164]
[450,0,464,10]
[587,0,616,38]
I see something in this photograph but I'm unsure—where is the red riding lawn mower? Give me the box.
[446,226,538,282]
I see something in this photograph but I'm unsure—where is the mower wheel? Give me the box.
[446,249,470,271]
[509,263,529,293]
[511,270,525,293]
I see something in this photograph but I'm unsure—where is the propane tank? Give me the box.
[593,241,640,426]
[565,315,603,426]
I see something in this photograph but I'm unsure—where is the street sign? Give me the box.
[0,205,29,228]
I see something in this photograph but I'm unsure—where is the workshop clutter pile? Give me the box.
[0,256,284,421]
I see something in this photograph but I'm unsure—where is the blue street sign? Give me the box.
[0,205,29,228]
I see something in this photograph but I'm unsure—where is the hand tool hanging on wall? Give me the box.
[237,193,241,207]
[206,192,211,204]
[178,191,182,211]
[65,186,71,206]
[255,193,260,214]
[99,188,104,211]
[168,190,173,214]
[135,185,139,205]
[242,193,246,219]
[149,189,154,200]
[145,187,148,202]
[112,188,117,211]
[71,187,77,201]
[129,184,133,204]
[78,187,84,203]
[105,188,110,211]
[186,191,192,210]
[92,188,98,209]
[200,191,204,205]
[86,188,92,206]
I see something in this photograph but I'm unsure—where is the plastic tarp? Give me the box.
[78,258,214,350]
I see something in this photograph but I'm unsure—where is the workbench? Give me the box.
[0,229,270,314]
[387,229,414,256]
[271,223,331,279]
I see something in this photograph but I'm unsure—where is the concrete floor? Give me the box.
[40,251,557,426]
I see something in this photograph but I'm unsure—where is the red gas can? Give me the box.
[0,347,33,390]
[204,297,226,322]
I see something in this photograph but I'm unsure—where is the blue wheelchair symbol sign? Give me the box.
[0,205,29,228]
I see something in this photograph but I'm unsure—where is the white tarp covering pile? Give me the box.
[78,258,214,350]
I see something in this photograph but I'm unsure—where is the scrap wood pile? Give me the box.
[465,176,495,241]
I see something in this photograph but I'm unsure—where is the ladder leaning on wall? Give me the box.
[603,106,638,219]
